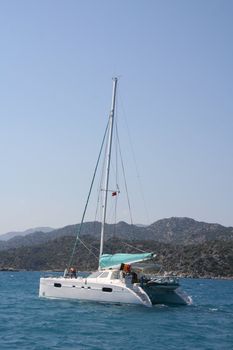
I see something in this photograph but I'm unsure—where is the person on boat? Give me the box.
[131,271,138,284]
[123,264,131,274]
[119,263,125,280]
[69,267,77,278]
[123,264,134,285]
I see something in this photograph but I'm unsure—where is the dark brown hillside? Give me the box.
[1,235,233,278]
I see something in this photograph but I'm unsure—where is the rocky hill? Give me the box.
[0,217,233,277]
[0,217,232,251]
[0,227,54,241]
[0,235,233,278]
[146,217,233,244]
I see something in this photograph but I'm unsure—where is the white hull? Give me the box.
[39,275,152,307]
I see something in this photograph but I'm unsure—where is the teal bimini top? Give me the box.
[99,252,155,269]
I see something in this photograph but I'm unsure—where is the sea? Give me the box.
[0,272,232,350]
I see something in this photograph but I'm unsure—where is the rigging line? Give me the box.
[94,123,110,227]
[121,240,151,253]
[76,237,99,260]
[114,101,119,235]
[115,122,134,226]
[86,242,99,253]
[93,120,111,238]
[67,121,109,270]
[118,91,151,224]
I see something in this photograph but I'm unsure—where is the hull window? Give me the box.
[102,287,112,293]
[54,283,62,288]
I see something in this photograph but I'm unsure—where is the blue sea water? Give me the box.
[0,272,232,350]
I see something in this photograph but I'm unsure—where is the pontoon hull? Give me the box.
[142,285,192,305]
[39,277,152,307]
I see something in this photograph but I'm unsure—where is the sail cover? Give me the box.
[99,252,155,269]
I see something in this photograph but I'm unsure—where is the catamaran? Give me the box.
[39,78,192,307]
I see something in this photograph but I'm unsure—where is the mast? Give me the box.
[99,77,118,263]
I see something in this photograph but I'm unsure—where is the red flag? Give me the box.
[112,191,117,196]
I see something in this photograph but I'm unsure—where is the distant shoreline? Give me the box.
[1,268,233,280]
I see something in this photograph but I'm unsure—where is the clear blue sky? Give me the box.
[0,0,233,235]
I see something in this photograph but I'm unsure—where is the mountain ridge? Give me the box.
[0,217,232,252]
[0,217,233,277]
[0,227,54,241]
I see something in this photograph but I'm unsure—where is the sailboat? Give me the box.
[39,78,191,307]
